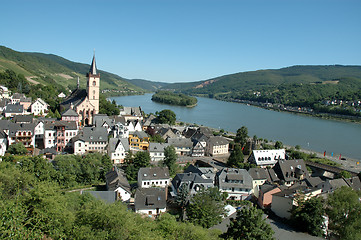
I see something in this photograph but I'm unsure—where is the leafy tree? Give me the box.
[291,196,325,236]
[99,94,120,116]
[187,187,226,228]
[326,186,361,240]
[156,109,176,125]
[235,126,248,147]
[7,143,28,155]
[124,151,150,181]
[338,170,352,179]
[150,134,166,143]
[54,109,61,119]
[274,141,283,149]
[227,144,244,168]
[163,145,177,175]
[222,205,274,240]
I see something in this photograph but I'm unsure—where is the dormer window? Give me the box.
[144,173,147,177]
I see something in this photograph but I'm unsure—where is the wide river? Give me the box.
[112,93,361,161]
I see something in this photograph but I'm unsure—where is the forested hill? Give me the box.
[163,65,361,108]
[0,46,145,94]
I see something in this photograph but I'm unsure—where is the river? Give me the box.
[111,93,361,161]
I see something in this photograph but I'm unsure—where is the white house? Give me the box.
[127,120,142,132]
[137,167,170,188]
[248,149,285,168]
[106,166,131,202]
[148,142,169,162]
[31,98,49,116]
[44,121,78,152]
[206,136,229,156]
[73,126,108,155]
[217,168,254,200]
[135,188,167,216]
[108,138,129,164]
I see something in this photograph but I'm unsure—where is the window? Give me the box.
[93,81,96,86]
[78,143,81,147]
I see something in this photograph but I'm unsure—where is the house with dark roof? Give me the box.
[61,108,79,123]
[316,178,349,193]
[44,120,78,152]
[206,136,229,156]
[167,138,193,156]
[135,188,167,216]
[129,131,149,151]
[248,168,271,198]
[217,168,254,200]
[191,140,206,157]
[108,138,129,164]
[171,172,214,197]
[105,166,131,202]
[13,115,34,123]
[73,126,108,155]
[184,164,216,184]
[137,167,170,188]
[148,142,170,162]
[8,122,36,149]
[273,159,309,186]
[345,176,361,191]
[3,104,24,117]
[271,186,322,219]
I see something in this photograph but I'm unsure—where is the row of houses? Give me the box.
[0,89,50,117]
[91,154,360,219]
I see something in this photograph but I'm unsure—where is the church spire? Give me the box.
[89,52,97,75]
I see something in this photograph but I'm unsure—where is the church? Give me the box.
[60,54,100,126]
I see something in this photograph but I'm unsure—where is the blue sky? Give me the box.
[1,0,361,83]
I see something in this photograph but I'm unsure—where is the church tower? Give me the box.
[87,53,100,114]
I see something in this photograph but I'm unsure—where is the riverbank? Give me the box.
[112,94,361,160]
[215,97,361,124]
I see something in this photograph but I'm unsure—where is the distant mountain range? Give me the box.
[1,46,361,105]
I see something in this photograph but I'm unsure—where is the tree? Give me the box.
[227,144,244,168]
[326,186,361,240]
[274,141,283,149]
[235,126,248,148]
[176,183,190,221]
[222,205,274,240]
[7,143,28,155]
[163,145,177,175]
[338,170,352,179]
[186,187,226,228]
[156,109,176,125]
[124,151,150,181]
[150,134,166,143]
[291,196,325,236]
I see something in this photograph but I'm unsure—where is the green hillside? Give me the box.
[165,65,361,102]
[127,79,169,92]
[0,46,145,94]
